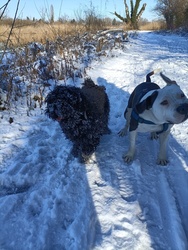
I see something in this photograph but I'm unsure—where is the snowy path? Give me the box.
[0,32,188,250]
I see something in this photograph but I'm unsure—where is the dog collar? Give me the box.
[131,110,172,134]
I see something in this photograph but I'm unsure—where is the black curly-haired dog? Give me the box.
[45,78,110,162]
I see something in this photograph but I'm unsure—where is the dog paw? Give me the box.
[80,153,92,163]
[118,128,127,137]
[150,132,158,140]
[156,158,169,166]
[122,153,133,164]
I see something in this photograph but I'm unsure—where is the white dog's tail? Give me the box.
[146,69,161,82]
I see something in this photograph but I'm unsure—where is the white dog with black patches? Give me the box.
[119,70,188,165]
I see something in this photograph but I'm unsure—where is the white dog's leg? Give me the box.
[157,130,170,165]
[118,125,128,137]
[118,108,132,137]
[123,130,137,163]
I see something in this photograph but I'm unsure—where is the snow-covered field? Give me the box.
[0,31,188,250]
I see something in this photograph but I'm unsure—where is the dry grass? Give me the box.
[0,24,129,111]
[0,22,86,48]
[0,18,164,112]
[139,20,166,30]
[0,20,164,49]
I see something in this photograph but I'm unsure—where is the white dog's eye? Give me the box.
[161,100,169,105]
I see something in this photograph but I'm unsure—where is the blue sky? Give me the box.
[5,0,158,21]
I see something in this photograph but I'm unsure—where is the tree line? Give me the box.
[1,0,188,30]
[154,0,188,29]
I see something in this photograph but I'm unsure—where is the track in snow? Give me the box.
[0,32,188,250]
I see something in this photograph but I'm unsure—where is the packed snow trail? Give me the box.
[0,32,188,250]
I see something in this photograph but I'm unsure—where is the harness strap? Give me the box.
[131,110,172,134]
[156,123,170,135]
[132,111,155,125]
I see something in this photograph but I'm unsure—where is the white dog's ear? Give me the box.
[136,91,158,113]
[160,72,177,85]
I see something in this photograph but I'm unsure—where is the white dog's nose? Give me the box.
[176,103,188,115]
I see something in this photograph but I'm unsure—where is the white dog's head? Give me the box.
[152,73,188,124]
[136,73,188,125]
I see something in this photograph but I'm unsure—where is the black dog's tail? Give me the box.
[146,69,161,82]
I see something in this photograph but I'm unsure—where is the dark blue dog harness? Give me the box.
[131,110,172,134]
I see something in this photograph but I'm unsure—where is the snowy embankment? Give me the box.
[0,31,188,250]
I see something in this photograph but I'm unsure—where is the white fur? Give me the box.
[120,78,188,165]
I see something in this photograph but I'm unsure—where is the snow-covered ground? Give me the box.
[0,31,188,250]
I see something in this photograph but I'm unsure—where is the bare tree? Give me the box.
[185,6,188,26]
[0,0,20,63]
[0,0,11,19]
[175,0,188,27]
[50,4,54,23]
[154,0,188,29]
[114,0,146,29]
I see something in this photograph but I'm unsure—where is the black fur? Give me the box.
[125,82,160,116]
[135,91,158,114]
[123,81,160,132]
[45,78,110,162]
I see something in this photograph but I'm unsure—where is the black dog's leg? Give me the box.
[71,144,80,158]
[80,137,100,162]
